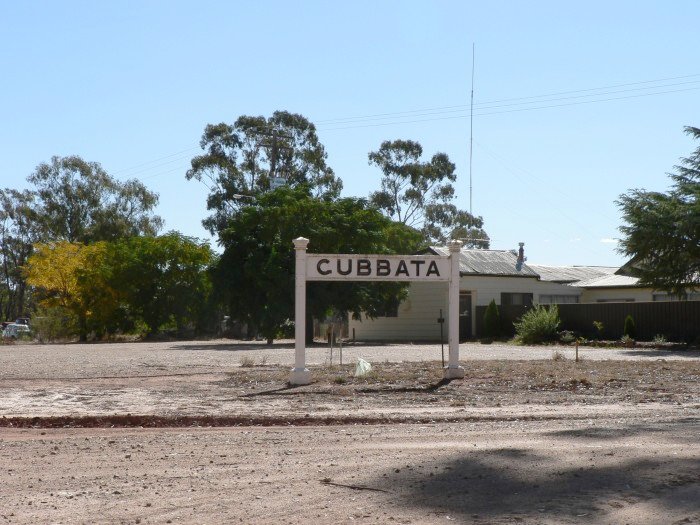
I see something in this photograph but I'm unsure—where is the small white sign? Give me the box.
[270,177,286,189]
[306,254,449,281]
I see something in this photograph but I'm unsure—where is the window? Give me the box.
[539,294,579,304]
[501,293,533,306]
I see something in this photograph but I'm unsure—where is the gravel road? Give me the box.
[1,339,698,524]
[1,339,698,379]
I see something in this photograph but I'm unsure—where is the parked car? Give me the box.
[2,323,31,340]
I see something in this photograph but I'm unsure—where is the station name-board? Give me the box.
[305,254,450,281]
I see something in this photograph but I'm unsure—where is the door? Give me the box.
[459,292,472,341]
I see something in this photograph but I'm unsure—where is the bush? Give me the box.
[592,320,604,339]
[623,314,636,339]
[31,306,77,342]
[482,300,500,338]
[559,330,577,344]
[514,305,561,345]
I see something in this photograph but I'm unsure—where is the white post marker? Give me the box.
[290,237,312,385]
[445,239,465,379]
[289,237,464,385]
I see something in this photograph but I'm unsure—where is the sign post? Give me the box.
[290,238,311,385]
[445,240,465,379]
[290,237,464,385]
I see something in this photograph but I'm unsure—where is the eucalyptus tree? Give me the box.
[186,110,342,236]
[0,189,39,319]
[368,139,489,247]
[28,155,162,243]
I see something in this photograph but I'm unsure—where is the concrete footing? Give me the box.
[443,366,465,379]
[289,368,312,385]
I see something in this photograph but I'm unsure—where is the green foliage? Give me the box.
[28,155,162,243]
[214,187,422,342]
[623,314,636,339]
[106,233,214,336]
[186,111,342,236]
[559,330,577,344]
[514,305,561,345]
[482,299,500,338]
[653,334,667,344]
[30,306,77,342]
[2,156,162,323]
[0,189,37,320]
[26,234,213,339]
[617,126,700,296]
[368,139,489,246]
[592,320,605,339]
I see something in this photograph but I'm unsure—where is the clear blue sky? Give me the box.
[2,1,698,266]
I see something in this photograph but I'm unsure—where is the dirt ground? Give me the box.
[1,340,699,524]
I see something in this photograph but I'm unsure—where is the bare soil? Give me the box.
[1,341,698,524]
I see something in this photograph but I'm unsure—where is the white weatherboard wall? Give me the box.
[349,281,449,341]
[349,276,584,341]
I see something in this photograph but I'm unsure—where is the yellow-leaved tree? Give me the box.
[24,241,116,340]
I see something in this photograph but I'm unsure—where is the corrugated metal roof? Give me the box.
[429,247,539,277]
[528,265,618,284]
[427,247,637,285]
[575,274,641,288]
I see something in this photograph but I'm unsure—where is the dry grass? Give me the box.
[218,359,700,409]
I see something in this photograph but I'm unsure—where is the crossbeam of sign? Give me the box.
[306,255,450,281]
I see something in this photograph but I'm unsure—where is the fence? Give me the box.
[475,301,700,342]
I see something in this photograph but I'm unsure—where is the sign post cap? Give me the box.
[293,237,310,249]
[448,239,463,252]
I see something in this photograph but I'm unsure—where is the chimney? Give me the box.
[516,242,526,271]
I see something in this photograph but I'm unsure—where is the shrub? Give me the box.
[623,315,636,339]
[514,305,561,344]
[482,300,500,338]
[592,320,604,339]
[559,330,577,344]
[653,334,667,344]
[31,306,77,342]
[240,356,255,367]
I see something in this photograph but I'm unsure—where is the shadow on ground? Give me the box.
[547,418,700,442]
[620,349,700,358]
[378,447,700,523]
[170,342,296,352]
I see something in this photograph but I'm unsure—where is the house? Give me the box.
[347,244,698,341]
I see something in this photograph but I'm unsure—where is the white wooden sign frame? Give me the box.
[290,237,465,385]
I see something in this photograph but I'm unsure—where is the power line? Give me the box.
[114,73,700,181]
[315,73,700,125]
[317,85,700,131]
[111,146,200,175]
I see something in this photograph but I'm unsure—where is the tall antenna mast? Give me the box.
[469,43,475,216]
